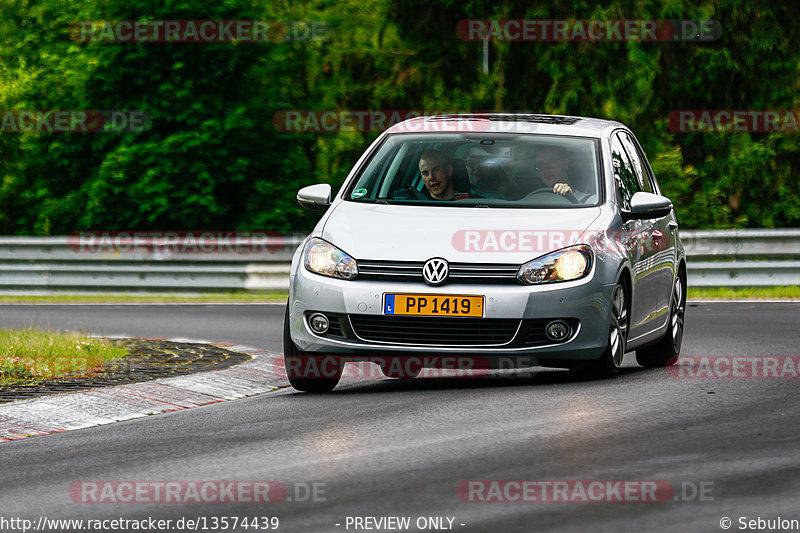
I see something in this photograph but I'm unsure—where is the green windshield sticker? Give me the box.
[352,188,368,198]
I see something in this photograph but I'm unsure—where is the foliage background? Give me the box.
[0,0,797,234]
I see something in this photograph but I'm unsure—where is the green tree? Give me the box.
[0,0,798,234]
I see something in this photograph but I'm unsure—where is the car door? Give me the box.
[618,130,675,321]
[610,131,663,339]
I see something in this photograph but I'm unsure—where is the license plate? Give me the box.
[384,294,484,317]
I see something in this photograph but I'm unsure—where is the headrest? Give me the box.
[449,159,471,194]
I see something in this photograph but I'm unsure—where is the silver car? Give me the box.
[284,114,686,392]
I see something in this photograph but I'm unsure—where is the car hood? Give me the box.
[321,202,603,263]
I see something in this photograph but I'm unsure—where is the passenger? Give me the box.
[418,150,475,201]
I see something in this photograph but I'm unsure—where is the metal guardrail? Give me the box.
[0,235,305,292]
[683,229,800,287]
[681,229,800,260]
[0,230,798,292]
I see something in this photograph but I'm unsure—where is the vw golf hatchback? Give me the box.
[284,114,686,392]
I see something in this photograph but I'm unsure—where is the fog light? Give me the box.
[309,313,330,334]
[545,320,571,341]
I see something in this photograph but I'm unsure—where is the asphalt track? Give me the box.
[1,303,799,533]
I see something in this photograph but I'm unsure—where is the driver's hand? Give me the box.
[553,183,573,196]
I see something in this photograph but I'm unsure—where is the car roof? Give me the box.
[385,113,628,138]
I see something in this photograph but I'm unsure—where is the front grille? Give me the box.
[449,263,521,282]
[348,315,521,346]
[326,315,346,339]
[357,260,421,281]
[356,260,520,284]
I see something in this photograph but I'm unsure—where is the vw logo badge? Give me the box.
[422,258,449,286]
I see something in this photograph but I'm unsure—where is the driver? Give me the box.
[534,146,592,202]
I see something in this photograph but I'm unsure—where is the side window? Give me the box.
[618,132,654,194]
[610,133,639,210]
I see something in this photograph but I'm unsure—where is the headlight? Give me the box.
[304,237,358,280]
[517,245,593,285]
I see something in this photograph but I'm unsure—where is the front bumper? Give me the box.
[289,263,616,362]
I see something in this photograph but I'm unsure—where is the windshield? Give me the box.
[345,133,602,208]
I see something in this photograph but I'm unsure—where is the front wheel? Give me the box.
[283,303,342,392]
[577,282,628,379]
[636,275,685,368]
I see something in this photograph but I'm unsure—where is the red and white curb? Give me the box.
[0,338,290,443]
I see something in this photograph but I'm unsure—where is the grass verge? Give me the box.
[0,291,289,304]
[688,286,800,300]
[0,329,127,385]
[0,288,797,304]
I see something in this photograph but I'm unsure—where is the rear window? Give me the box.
[345,133,602,208]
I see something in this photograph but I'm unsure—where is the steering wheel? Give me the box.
[523,187,580,204]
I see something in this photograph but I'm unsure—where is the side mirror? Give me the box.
[297,184,332,211]
[622,192,673,221]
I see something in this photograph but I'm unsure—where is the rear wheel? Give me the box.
[636,274,685,368]
[283,303,342,392]
[577,282,628,379]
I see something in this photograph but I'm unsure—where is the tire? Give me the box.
[577,282,628,379]
[636,274,685,368]
[283,303,342,393]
